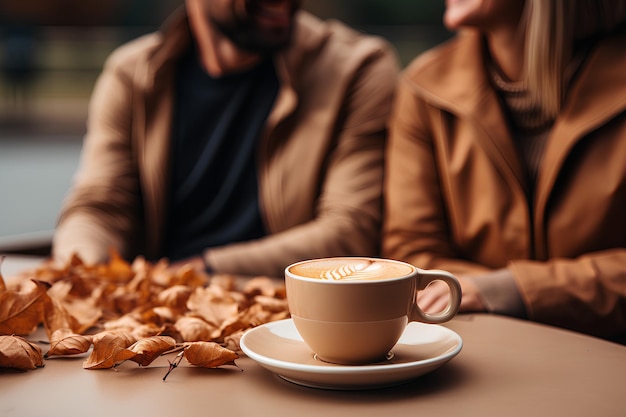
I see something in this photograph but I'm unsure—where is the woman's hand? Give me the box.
[417,276,486,313]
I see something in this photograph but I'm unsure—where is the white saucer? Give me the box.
[240,318,462,390]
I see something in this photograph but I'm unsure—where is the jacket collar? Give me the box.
[406,28,626,195]
[407,30,527,190]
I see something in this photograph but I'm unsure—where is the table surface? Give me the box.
[1,256,626,417]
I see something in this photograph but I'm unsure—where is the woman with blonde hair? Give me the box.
[383,0,626,340]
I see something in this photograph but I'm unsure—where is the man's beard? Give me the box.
[211,11,296,54]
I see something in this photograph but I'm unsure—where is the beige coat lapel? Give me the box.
[133,13,188,258]
[412,31,528,195]
[534,33,626,256]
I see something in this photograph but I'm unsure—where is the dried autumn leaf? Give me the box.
[140,306,177,327]
[0,279,50,336]
[47,280,101,333]
[157,285,193,309]
[127,336,177,366]
[102,314,143,332]
[93,329,136,347]
[131,323,166,340]
[184,341,238,368]
[147,258,177,287]
[45,328,92,358]
[209,274,236,291]
[0,257,6,292]
[0,335,44,370]
[83,331,137,369]
[223,329,245,352]
[186,286,239,327]
[174,316,218,342]
[174,264,209,288]
[96,247,134,283]
[217,303,276,338]
[253,295,289,313]
[242,277,279,297]
[42,294,82,341]
[216,311,251,339]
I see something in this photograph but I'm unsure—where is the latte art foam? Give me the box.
[290,258,414,281]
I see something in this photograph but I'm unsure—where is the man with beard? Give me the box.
[52,0,399,277]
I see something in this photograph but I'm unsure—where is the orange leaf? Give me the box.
[174,316,218,342]
[0,256,6,292]
[252,295,289,313]
[157,285,193,309]
[45,328,93,358]
[242,277,280,298]
[183,341,238,368]
[222,329,245,353]
[83,331,136,369]
[131,323,167,340]
[103,314,143,332]
[0,335,44,370]
[42,294,82,341]
[96,247,134,283]
[127,336,177,366]
[186,287,239,327]
[0,279,50,336]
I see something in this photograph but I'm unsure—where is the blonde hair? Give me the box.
[524,0,626,118]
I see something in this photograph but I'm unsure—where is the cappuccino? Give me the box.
[289,258,414,281]
[285,257,461,364]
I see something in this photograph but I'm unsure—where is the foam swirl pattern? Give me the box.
[319,261,410,281]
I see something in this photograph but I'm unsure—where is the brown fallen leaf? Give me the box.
[0,279,50,336]
[130,323,167,340]
[174,316,218,342]
[0,256,6,292]
[253,295,289,313]
[242,277,280,298]
[0,335,44,370]
[97,248,134,283]
[102,314,144,332]
[127,336,177,366]
[186,286,240,327]
[45,328,93,358]
[183,341,238,368]
[47,280,101,334]
[83,331,136,369]
[42,294,82,341]
[222,329,245,353]
[157,285,193,309]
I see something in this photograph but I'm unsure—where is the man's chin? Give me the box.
[235,29,293,54]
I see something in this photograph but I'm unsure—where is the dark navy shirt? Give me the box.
[163,47,279,261]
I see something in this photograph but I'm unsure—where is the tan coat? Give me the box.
[383,29,626,338]
[53,9,399,277]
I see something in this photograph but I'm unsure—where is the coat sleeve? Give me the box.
[510,249,626,338]
[52,46,143,264]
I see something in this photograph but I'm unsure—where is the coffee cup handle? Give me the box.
[410,269,462,324]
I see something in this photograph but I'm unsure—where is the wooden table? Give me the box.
[1,256,625,417]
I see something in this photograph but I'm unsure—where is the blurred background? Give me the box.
[0,0,451,254]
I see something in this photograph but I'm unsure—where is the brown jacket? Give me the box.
[53,10,399,277]
[383,29,626,338]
